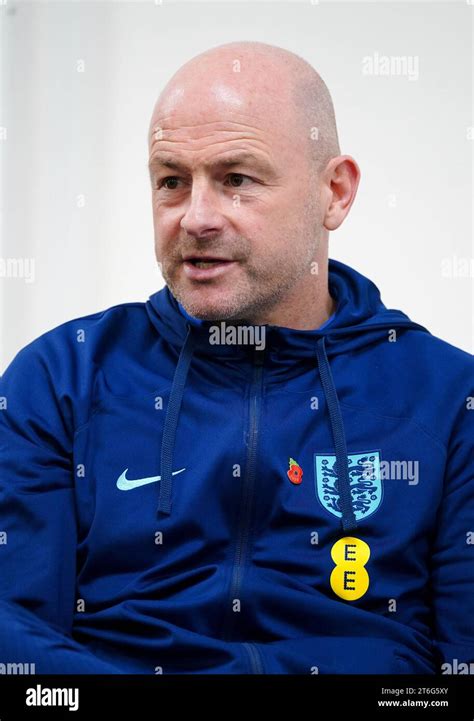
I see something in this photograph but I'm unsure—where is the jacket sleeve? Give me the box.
[430,388,474,670]
[0,336,79,634]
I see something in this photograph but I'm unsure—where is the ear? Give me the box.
[321,155,361,232]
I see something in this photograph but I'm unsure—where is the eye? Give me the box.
[158,176,182,190]
[224,173,253,188]
[156,173,254,191]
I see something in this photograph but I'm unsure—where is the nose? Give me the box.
[180,178,225,238]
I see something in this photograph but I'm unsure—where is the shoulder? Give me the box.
[397,326,473,377]
[2,300,150,386]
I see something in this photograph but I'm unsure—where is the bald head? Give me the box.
[148,41,340,175]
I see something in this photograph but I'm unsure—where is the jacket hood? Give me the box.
[145,258,430,531]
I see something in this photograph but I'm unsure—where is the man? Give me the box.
[0,41,473,675]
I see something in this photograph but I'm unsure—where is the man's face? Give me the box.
[148,82,322,323]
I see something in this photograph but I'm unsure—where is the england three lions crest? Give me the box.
[314,450,383,521]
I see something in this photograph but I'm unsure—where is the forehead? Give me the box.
[147,116,297,177]
[148,77,298,158]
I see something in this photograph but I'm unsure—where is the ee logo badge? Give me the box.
[330,537,370,601]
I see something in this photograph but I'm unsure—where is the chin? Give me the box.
[187,304,233,322]
[182,294,243,322]
[186,302,244,320]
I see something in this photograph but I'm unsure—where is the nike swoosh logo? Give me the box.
[116,467,186,491]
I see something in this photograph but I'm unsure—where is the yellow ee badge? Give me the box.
[330,537,370,601]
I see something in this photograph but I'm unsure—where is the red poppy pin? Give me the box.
[287,457,303,485]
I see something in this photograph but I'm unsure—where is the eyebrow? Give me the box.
[148,151,272,175]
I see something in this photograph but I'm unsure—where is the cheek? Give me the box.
[152,211,179,245]
[245,201,298,247]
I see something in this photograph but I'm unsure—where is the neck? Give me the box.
[249,261,334,330]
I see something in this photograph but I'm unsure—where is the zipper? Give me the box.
[220,346,265,656]
[242,641,265,674]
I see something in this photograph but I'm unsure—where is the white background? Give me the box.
[1,0,472,371]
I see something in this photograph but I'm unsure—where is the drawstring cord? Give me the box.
[157,324,196,515]
[316,337,358,532]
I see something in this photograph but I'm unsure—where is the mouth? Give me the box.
[182,257,238,281]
